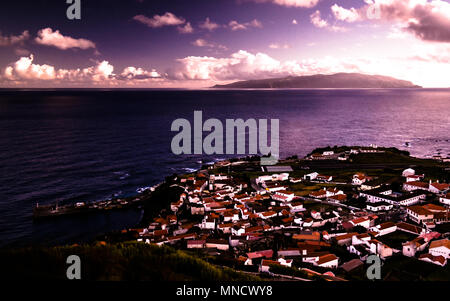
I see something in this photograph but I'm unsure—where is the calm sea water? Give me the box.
[0,89,449,247]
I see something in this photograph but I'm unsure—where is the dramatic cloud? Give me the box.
[248,0,319,8]
[0,30,30,46]
[35,28,96,50]
[310,10,347,32]
[119,66,161,80]
[5,54,56,80]
[333,0,450,42]
[228,19,263,31]
[3,47,450,88]
[177,22,194,34]
[380,0,450,42]
[133,12,185,28]
[174,50,337,81]
[331,4,361,23]
[2,54,163,86]
[172,49,450,87]
[199,17,221,32]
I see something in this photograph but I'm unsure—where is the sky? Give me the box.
[0,0,450,88]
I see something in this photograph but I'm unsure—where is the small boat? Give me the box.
[404,142,411,147]
[137,187,151,193]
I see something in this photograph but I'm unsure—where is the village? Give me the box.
[128,145,450,281]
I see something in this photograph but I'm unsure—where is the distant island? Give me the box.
[213,73,422,89]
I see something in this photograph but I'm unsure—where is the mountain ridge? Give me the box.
[212,73,422,89]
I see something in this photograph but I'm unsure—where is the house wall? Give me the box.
[430,247,450,259]
[318,259,338,268]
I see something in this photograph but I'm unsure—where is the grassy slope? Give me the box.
[0,242,261,281]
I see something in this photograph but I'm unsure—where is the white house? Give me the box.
[315,254,339,269]
[231,226,246,236]
[406,206,434,224]
[370,222,397,236]
[348,244,370,260]
[256,173,290,184]
[369,240,393,259]
[429,182,450,194]
[277,258,293,268]
[406,174,424,182]
[367,202,393,212]
[402,237,428,257]
[316,175,333,182]
[210,174,228,181]
[218,223,233,234]
[205,239,229,251]
[288,201,304,212]
[272,190,295,202]
[350,216,372,229]
[352,173,370,185]
[200,217,216,230]
[290,177,302,183]
[351,233,371,245]
[187,240,206,249]
[429,239,450,259]
[403,181,429,192]
[259,211,278,219]
[304,172,319,181]
[440,193,450,206]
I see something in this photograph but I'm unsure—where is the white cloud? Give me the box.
[0,30,30,47]
[35,28,96,50]
[199,17,221,31]
[310,10,347,32]
[387,24,412,39]
[119,66,161,80]
[174,50,312,81]
[192,39,227,50]
[228,19,263,31]
[7,54,56,80]
[2,48,450,88]
[2,54,163,86]
[172,49,450,87]
[310,10,328,28]
[331,4,361,22]
[133,12,185,28]
[333,0,450,42]
[192,39,210,47]
[178,22,194,34]
[249,0,319,8]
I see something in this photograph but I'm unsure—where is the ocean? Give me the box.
[0,88,449,247]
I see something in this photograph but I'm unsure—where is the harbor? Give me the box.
[32,194,145,220]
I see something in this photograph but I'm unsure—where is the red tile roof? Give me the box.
[317,254,338,265]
